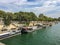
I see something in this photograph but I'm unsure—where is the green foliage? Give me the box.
[14,12,37,21]
[3,15,11,26]
[58,17,60,21]
[38,14,58,21]
[0,10,59,26]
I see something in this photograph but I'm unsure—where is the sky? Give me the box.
[0,0,60,18]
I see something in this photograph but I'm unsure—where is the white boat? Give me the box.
[32,26,37,30]
[0,32,10,36]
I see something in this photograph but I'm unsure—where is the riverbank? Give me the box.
[0,26,42,40]
[0,23,60,45]
[0,21,58,40]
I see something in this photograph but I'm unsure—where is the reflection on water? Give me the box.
[0,23,60,45]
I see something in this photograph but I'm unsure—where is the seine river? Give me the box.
[0,23,60,45]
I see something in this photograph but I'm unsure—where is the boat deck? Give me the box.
[0,42,5,45]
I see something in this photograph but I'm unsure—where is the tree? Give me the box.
[3,13,12,26]
[58,17,60,21]
[0,10,6,18]
[38,14,56,21]
[0,10,59,26]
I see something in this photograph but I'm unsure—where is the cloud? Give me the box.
[0,0,17,3]
[12,0,40,6]
[0,0,60,18]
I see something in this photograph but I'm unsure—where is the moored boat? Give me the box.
[21,27,28,34]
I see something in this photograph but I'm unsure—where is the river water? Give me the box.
[0,23,60,45]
